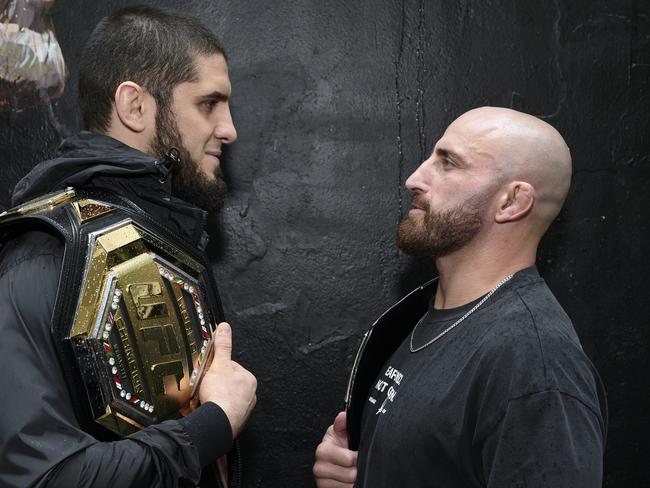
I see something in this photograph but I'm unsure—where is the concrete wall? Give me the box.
[1,0,648,485]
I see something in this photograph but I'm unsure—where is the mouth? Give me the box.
[201,150,223,179]
[409,196,427,213]
[204,150,222,168]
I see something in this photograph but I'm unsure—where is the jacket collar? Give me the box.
[12,132,209,248]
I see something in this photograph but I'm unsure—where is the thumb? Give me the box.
[332,411,349,446]
[212,322,232,363]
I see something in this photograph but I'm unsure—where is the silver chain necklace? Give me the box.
[409,274,514,353]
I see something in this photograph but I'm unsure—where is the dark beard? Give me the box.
[148,107,227,212]
[396,193,488,258]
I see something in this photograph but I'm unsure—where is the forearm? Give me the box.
[38,403,232,488]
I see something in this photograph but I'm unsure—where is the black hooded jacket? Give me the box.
[0,132,233,487]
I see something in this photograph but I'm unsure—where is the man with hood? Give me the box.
[0,6,257,488]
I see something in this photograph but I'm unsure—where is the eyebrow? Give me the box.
[434,147,466,165]
[197,90,230,102]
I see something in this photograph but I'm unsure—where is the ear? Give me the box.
[494,181,535,223]
[113,81,152,133]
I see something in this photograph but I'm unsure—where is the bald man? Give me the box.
[313,107,607,488]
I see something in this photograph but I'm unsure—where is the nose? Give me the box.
[215,104,238,144]
[405,160,427,194]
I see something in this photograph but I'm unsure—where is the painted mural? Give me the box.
[0,0,66,111]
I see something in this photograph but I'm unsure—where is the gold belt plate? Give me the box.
[71,220,216,435]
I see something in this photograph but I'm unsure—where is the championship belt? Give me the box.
[0,187,223,436]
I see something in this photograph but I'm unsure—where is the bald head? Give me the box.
[445,106,572,233]
[400,106,573,265]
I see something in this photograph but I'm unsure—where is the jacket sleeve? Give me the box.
[481,389,605,488]
[0,232,233,488]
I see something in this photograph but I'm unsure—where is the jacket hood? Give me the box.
[12,131,209,247]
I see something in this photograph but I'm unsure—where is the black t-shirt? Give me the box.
[355,267,607,488]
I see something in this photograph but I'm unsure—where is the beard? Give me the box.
[148,107,228,212]
[396,192,490,258]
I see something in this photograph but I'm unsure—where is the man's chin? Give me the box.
[172,171,228,212]
[199,162,224,182]
[201,173,217,182]
[397,216,425,237]
[395,220,427,256]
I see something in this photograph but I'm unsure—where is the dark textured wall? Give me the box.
[1,1,648,486]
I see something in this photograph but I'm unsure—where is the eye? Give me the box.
[439,158,454,168]
[201,100,218,112]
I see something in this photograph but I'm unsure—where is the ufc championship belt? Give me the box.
[0,187,223,437]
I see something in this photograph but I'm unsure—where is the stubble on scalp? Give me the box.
[148,106,228,212]
[395,192,490,258]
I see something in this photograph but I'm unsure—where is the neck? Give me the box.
[103,126,152,156]
[433,241,536,309]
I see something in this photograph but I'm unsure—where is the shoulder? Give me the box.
[479,276,582,358]
[0,229,64,278]
[475,277,602,404]
[469,278,606,441]
[0,230,63,320]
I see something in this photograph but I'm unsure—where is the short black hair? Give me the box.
[79,5,227,132]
